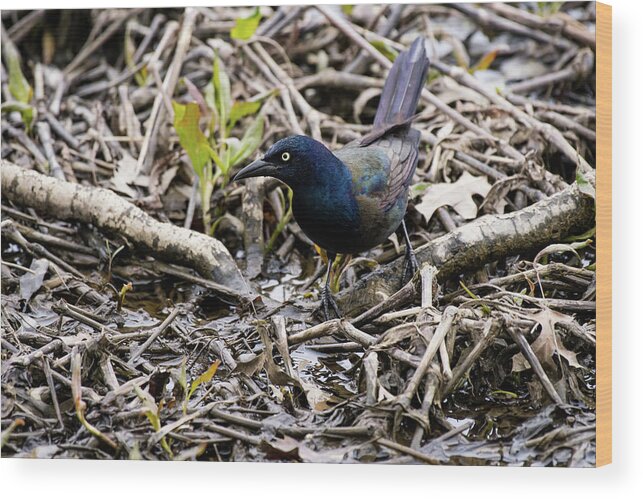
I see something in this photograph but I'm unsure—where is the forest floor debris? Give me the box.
[1,4,597,465]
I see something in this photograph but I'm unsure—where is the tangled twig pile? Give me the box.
[1,4,596,465]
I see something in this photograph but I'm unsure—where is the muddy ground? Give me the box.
[1,4,596,465]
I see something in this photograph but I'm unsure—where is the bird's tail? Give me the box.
[372,37,430,130]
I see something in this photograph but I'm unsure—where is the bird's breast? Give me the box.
[291,187,362,254]
[291,184,407,255]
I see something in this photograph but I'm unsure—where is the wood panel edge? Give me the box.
[595,1,612,468]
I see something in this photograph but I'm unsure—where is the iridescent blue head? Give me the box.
[232,135,345,188]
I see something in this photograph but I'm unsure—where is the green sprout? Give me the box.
[230,7,262,41]
[134,385,173,458]
[175,357,221,416]
[2,32,34,130]
[173,52,268,235]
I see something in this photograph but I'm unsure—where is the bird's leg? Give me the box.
[401,219,419,283]
[320,252,342,321]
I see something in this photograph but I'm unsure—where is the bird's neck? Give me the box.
[292,153,351,196]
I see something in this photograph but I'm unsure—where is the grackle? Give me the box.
[233,37,430,320]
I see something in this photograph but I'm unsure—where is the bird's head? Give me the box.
[232,135,339,187]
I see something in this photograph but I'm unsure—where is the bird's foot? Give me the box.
[320,285,342,321]
[402,245,419,284]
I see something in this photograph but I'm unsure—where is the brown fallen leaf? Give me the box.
[512,308,582,373]
[19,258,48,304]
[479,174,527,214]
[234,352,265,377]
[413,171,491,223]
[261,435,301,461]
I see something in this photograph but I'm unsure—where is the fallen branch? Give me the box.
[486,2,596,49]
[338,179,595,314]
[1,160,250,296]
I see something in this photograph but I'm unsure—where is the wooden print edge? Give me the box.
[596,1,612,467]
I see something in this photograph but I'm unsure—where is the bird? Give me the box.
[233,37,430,320]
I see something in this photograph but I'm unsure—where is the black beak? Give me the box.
[232,158,274,182]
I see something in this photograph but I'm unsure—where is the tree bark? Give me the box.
[1,160,250,294]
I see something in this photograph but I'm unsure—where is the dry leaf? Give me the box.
[234,352,265,377]
[479,175,527,214]
[19,258,48,303]
[512,308,582,372]
[261,435,301,460]
[110,154,139,198]
[414,171,491,223]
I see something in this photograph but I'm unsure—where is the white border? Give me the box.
[1,0,640,496]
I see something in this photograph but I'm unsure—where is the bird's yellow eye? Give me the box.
[281,152,290,162]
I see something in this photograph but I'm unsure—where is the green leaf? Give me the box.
[1,101,32,114]
[229,100,262,129]
[230,114,264,167]
[203,82,217,133]
[231,7,262,41]
[134,385,161,431]
[212,54,232,130]
[563,226,596,243]
[410,182,430,196]
[490,389,518,399]
[21,107,34,131]
[1,101,33,131]
[172,101,214,178]
[370,40,398,62]
[7,55,32,105]
[459,280,491,315]
[187,360,221,400]
[341,5,354,15]
[223,138,241,174]
[204,81,216,113]
[576,170,595,198]
[5,42,33,129]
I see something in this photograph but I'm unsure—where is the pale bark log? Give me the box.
[1,160,250,296]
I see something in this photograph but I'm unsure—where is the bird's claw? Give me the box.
[320,286,342,321]
[402,245,419,284]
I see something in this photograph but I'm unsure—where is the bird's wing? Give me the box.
[370,128,420,211]
[336,129,419,212]
[335,145,389,198]
[336,38,428,212]
[357,37,427,211]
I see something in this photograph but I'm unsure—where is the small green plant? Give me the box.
[71,348,118,450]
[1,35,34,130]
[536,2,563,17]
[134,385,173,458]
[370,40,398,62]
[230,7,262,41]
[313,247,353,294]
[105,240,125,282]
[117,282,132,311]
[174,357,221,415]
[186,359,221,410]
[173,53,267,235]
[459,280,491,315]
[452,46,499,75]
